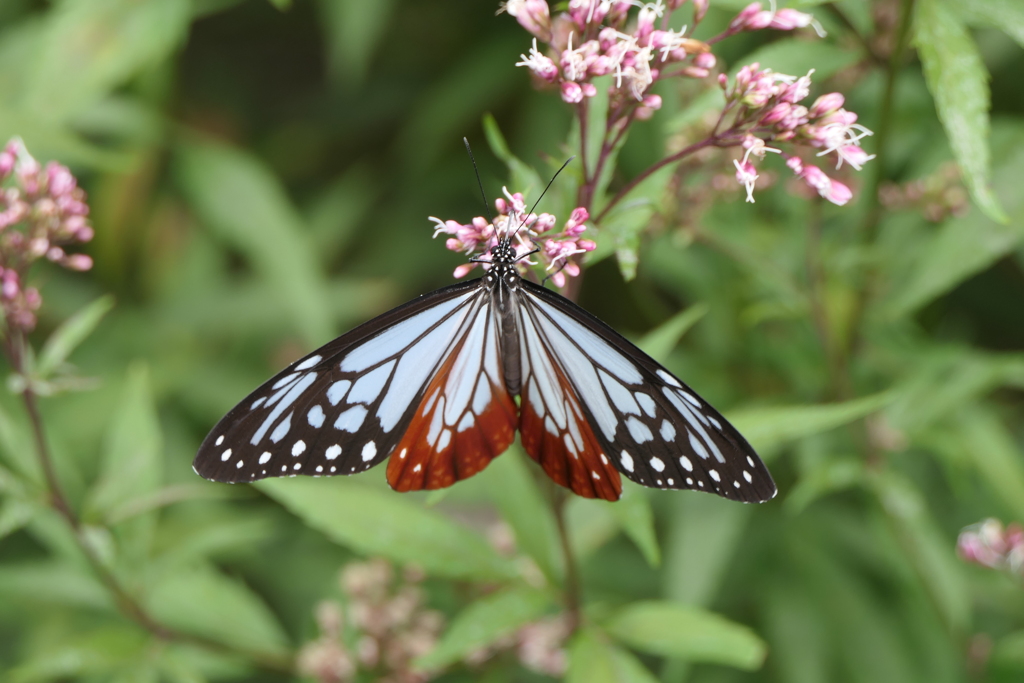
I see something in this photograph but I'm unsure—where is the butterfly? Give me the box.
[193,234,776,503]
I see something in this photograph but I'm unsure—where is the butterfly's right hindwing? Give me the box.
[193,280,484,483]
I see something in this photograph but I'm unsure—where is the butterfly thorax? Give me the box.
[484,237,524,396]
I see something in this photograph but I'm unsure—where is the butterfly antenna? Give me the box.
[463,138,490,216]
[513,155,576,241]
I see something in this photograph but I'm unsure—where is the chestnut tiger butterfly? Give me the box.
[192,226,777,503]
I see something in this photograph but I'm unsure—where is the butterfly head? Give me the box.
[490,236,517,265]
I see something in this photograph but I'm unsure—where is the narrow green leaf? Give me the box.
[609,646,662,683]
[731,38,860,81]
[914,0,1007,223]
[597,165,675,281]
[993,630,1024,668]
[662,494,751,606]
[7,626,149,683]
[36,295,115,379]
[258,477,516,580]
[954,0,1024,48]
[728,391,895,454]
[87,363,163,520]
[267,0,292,10]
[414,585,552,670]
[609,484,660,567]
[886,145,1024,317]
[316,0,395,84]
[954,408,1024,522]
[483,447,564,584]
[567,629,619,683]
[0,561,111,610]
[0,497,36,541]
[871,471,970,631]
[483,113,543,198]
[146,562,290,657]
[636,303,708,361]
[785,458,866,514]
[605,601,766,670]
[25,0,192,120]
[175,139,333,346]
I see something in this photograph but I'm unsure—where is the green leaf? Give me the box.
[86,363,163,520]
[483,113,543,198]
[993,630,1024,668]
[258,477,516,580]
[316,0,395,85]
[25,0,192,121]
[267,0,292,9]
[0,497,37,541]
[0,561,111,610]
[732,38,861,81]
[952,408,1024,522]
[953,0,1024,48]
[567,629,662,683]
[605,601,767,670]
[914,0,1007,223]
[886,144,1024,317]
[146,562,290,658]
[7,625,150,683]
[414,585,552,670]
[175,139,333,346]
[596,165,675,281]
[36,295,115,380]
[728,391,895,454]
[567,629,619,683]
[482,447,564,584]
[609,484,660,567]
[870,471,970,631]
[785,458,866,514]
[636,303,708,361]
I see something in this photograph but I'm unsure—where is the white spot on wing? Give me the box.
[270,412,293,443]
[259,452,271,465]
[650,456,665,472]
[215,435,224,446]
[657,369,682,387]
[325,444,341,460]
[220,449,232,462]
[307,405,325,428]
[660,419,676,442]
[626,416,653,443]
[295,354,322,371]
[292,440,306,456]
[327,380,351,406]
[709,469,721,482]
[635,392,657,417]
[361,441,377,462]
[438,429,452,451]
[620,450,634,472]
[599,369,641,416]
[251,396,266,409]
[680,455,693,471]
[744,470,753,483]
[348,360,396,404]
[334,405,368,432]
[457,412,474,432]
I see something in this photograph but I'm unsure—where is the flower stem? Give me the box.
[551,486,581,633]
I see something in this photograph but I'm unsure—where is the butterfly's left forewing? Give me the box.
[193,280,515,484]
[517,280,776,503]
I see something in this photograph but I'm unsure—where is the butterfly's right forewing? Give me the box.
[193,280,486,483]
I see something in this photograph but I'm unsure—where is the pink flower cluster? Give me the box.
[297,558,444,683]
[957,518,1024,575]
[0,138,94,331]
[720,65,874,205]
[430,189,596,288]
[508,1,820,113]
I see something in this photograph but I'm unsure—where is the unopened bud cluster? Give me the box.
[430,188,595,288]
[297,558,444,683]
[0,138,94,332]
[879,162,969,223]
[957,518,1024,575]
[720,65,874,205]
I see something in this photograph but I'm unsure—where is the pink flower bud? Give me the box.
[24,287,41,308]
[0,151,14,178]
[770,8,814,31]
[729,2,763,31]
[581,82,597,98]
[636,6,658,43]
[693,0,709,23]
[445,237,461,252]
[808,92,845,118]
[28,238,49,258]
[1,271,19,301]
[642,94,663,110]
[453,263,475,279]
[495,198,508,214]
[747,11,774,30]
[46,247,64,262]
[65,254,93,271]
[827,179,853,206]
[506,0,552,42]
[837,145,873,170]
[694,52,716,70]
[819,109,858,127]
[75,225,95,242]
[718,73,728,88]
[760,102,791,125]
[46,162,77,197]
[786,156,804,174]
[569,0,607,28]
[561,81,584,103]
[569,207,589,225]
[576,238,596,251]
[534,212,557,232]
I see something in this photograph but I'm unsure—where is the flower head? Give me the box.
[430,188,595,288]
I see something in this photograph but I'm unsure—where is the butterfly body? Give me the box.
[195,237,776,503]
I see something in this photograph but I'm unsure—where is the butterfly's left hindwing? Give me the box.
[193,280,504,484]
[516,280,776,503]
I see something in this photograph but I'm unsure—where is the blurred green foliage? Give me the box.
[0,0,1023,681]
